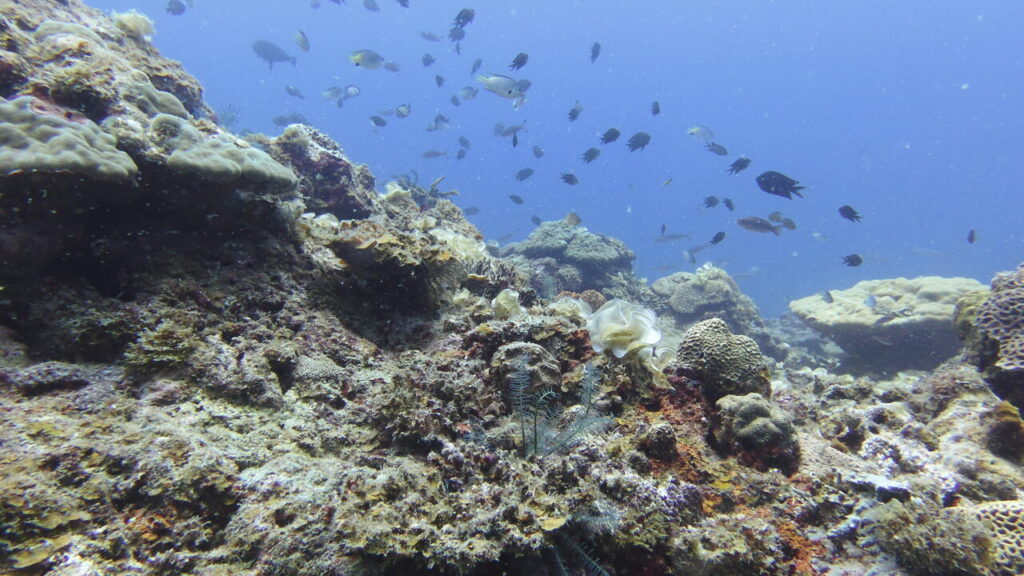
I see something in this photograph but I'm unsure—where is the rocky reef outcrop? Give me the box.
[790,275,985,373]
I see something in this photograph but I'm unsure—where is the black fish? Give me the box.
[567,101,583,122]
[422,53,436,67]
[515,168,534,181]
[727,157,751,175]
[252,40,296,70]
[822,291,834,304]
[781,217,797,230]
[600,128,620,144]
[756,171,805,199]
[705,142,728,156]
[512,133,519,148]
[703,196,719,208]
[369,115,387,127]
[590,41,601,63]
[458,136,471,149]
[626,132,651,152]
[581,148,600,164]
[842,254,863,267]
[453,8,475,29]
[838,205,862,222]
[509,53,529,71]
[709,232,726,246]
[660,224,666,236]
[722,198,735,211]
[509,194,524,205]
[967,229,976,244]
[531,215,542,226]
[166,0,186,15]
[449,27,465,42]
[435,75,445,87]
[561,173,579,185]
[651,101,661,116]
[470,58,482,75]
[397,0,410,7]
[456,149,466,160]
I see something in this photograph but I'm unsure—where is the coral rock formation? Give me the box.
[675,318,770,400]
[790,275,985,373]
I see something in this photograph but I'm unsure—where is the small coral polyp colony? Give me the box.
[1,2,1024,576]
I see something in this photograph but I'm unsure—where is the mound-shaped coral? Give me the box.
[675,318,770,400]
[790,276,985,373]
[970,264,1024,407]
[503,218,634,295]
[0,95,137,182]
[712,393,799,474]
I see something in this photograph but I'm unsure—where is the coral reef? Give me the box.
[790,275,986,373]
[711,393,800,474]
[651,264,783,358]
[971,264,1024,408]
[674,318,771,400]
[0,2,1022,576]
[503,218,636,296]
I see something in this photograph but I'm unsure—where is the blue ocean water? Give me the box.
[93,0,1023,316]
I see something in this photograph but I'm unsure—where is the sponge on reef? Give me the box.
[0,95,137,182]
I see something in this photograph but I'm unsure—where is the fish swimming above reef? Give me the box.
[705,142,728,156]
[420,31,442,41]
[458,136,471,148]
[727,156,751,175]
[363,0,380,11]
[166,0,186,15]
[600,128,621,144]
[369,115,387,127]
[509,53,529,71]
[458,86,479,100]
[709,231,726,246]
[422,53,436,67]
[781,217,797,230]
[842,254,863,267]
[253,41,296,70]
[422,149,448,159]
[397,0,410,7]
[494,121,527,138]
[737,216,781,235]
[756,171,804,199]
[567,101,583,122]
[651,101,661,116]
[395,103,411,118]
[532,145,544,158]
[453,8,475,29]
[350,50,384,69]
[477,74,530,108]
[722,198,735,211]
[509,194,524,205]
[626,132,651,151]
[581,148,601,164]
[703,196,720,209]
[531,215,542,226]
[435,75,445,87]
[561,173,579,185]
[967,229,977,244]
[515,168,534,181]
[426,114,450,131]
[838,205,862,222]
[456,149,466,160]
[768,211,784,223]
[590,41,602,63]
[450,95,461,106]
[294,30,310,52]
[688,125,714,141]
[383,62,400,73]
[470,58,482,75]
[285,85,304,99]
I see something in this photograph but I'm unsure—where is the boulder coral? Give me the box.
[972,264,1024,407]
[712,393,800,474]
[674,318,770,400]
[790,275,985,373]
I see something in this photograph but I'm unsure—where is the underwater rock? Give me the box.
[652,264,784,359]
[790,275,986,374]
[503,219,634,296]
[675,318,770,400]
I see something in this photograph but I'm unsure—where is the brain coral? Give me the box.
[972,500,1024,575]
[789,276,985,373]
[675,318,769,400]
[974,264,1024,406]
[0,96,137,182]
